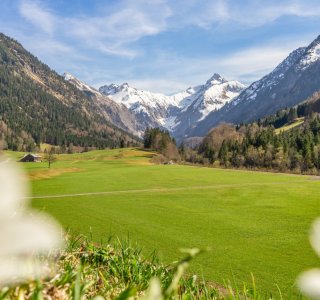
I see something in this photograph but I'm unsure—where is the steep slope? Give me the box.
[0,33,139,151]
[189,35,320,137]
[64,73,144,137]
[99,74,245,138]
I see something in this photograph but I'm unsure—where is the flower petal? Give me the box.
[297,269,320,298]
[0,157,64,285]
[143,278,163,300]
[310,218,320,257]
[0,156,29,218]
[0,214,63,256]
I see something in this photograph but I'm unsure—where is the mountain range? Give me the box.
[99,73,245,136]
[187,35,320,137]
[64,71,246,139]
[68,34,320,141]
[1,32,320,150]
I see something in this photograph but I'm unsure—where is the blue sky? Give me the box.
[1,0,320,94]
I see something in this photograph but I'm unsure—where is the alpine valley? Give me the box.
[1,32,320,150]
[72,34,320,141]
[66,71,246,140]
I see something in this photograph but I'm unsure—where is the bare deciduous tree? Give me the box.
[44,148,57,168]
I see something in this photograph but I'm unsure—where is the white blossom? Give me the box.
[298,269,320,298]
[143,278,163,300]
[0,155,63,285]
[298,218,320,298]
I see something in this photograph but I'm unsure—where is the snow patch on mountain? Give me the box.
[297,41,320,70]
[99,83,180,110]
[198,75,245,120]
[175,74,245,121]
[170,88,195,108]
[231,47,306,106]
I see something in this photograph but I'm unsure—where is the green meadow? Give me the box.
[12,148,320,296]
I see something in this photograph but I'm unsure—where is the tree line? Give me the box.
[181,114,320,174]
[142,104,320,174]
[143,128,180,162]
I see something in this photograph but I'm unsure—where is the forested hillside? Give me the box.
[183,94,320,174]
[0,33,139,152]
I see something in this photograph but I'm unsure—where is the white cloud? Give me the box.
[18,0,172,58]
[30,38,74,55]
[213,35,315,83]
[13,0,320,94]
[19,0,56,34]
[17,0,320,60]
[177,0,230,29]
[128,78,190,95]
[116,39,309,93]
[66,0,171,57]
[232,1,320,27]
[216,46,295,81]
[164,0,320,29]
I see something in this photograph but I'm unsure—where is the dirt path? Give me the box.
[26,180,305,199]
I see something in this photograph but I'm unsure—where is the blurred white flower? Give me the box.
[0,155,63,285]
[143,278,163,300]
[298,269,320,298]
[297,218,320,298]
[310,219,320,257]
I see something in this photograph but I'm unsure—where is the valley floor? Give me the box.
[10,148,320,296]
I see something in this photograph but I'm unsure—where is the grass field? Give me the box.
[10,148,320,296]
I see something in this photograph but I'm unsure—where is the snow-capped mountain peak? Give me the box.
[63,73,147,137]
[297,35,320,70]
[205,73,227,86]
[65,70,246,139]
[166,75,246,139]
[99,74,245,132]
[100,82,180,110]
[64,72,75,81]
[99,82,133,95]
[99,83,121,94]
[97,74,245,140]
[181,76,245,120]
[64,72,101,97]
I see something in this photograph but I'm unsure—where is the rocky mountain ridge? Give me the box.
[98,73,245,138]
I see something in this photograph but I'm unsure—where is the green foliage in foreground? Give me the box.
[0,236,304,300]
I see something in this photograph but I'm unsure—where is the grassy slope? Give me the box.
[12,148,320,296]
[275,117,305,134]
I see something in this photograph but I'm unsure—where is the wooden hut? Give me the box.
[19,154,42,162]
